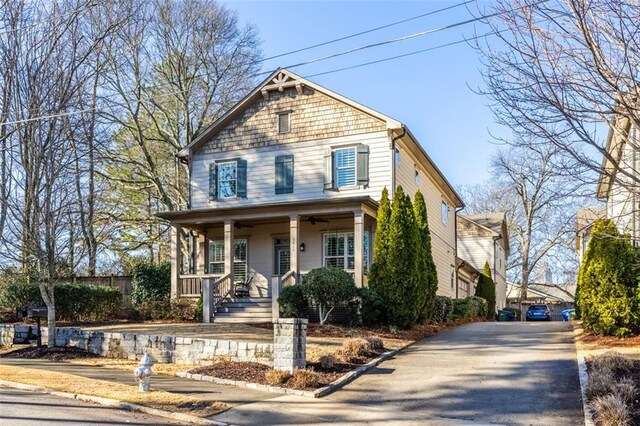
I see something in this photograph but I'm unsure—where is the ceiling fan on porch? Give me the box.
[304,216,329,225]
[233,222,255,230]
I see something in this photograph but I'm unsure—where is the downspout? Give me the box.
[390,126,406,198]
[455,206,464,298]
[493,235,502,310]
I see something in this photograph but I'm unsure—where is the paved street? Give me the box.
[0,386,185,425]
[213,322,584,425]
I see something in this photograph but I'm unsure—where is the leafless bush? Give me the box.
[364,336,384,351]
[338,338,371,363]
[590,394,631,426]
[590,352,634,374]
[319,354,336,369]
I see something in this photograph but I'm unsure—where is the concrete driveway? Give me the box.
[213,321,584,425]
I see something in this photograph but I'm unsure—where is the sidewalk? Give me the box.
[0,357,275,408]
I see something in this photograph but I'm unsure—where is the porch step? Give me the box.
[212,297,273,323]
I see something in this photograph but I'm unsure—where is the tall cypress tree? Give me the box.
[386,186,419,328]
[369,187,391,295]
[413,191,438,322]
[475,261,496,320]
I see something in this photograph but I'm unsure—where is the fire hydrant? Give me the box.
[134,353,153,392]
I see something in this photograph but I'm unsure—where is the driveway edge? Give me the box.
[0,379,228,426]
[177,348,402,399]
[571,322,595,426]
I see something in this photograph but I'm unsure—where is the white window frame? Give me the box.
[441,201,449,224]
[323,232,355,270]
[217,161,237,199]
[208,238,248,281]
[414,166,420,185]
[394,148,401,164]
[334,146,357,188]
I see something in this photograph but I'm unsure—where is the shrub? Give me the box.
[195,295,203,321]
[590,351,634,374]
[302,267,357,325]
[358,287,386,326]
[432,296,454,323]
[413,191,438,323]
[265,369,291,386]
[339,338,371,363]
[291,368,320,389]
[452,296,488,320]
[130,261,171,308]
[278,285,308,318]
[135,296,197,322]
[475,261,496,320]
[0,282,121,322]
[364,336,384,351]
[590,394,631,426]
[319,354,336,369]
[577,219,639,336]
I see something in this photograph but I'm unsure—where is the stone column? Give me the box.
[273,318,307,373]
[224,220,235,283]
[170,224,182,300]
[353,210,364,287]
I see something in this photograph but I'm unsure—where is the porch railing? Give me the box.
[272,270,298,321]
[211,274,233,313]
[179,274,220,297]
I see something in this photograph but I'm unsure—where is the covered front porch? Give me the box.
[158,197,378,322]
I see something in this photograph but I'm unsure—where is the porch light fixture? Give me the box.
[299,243,306,252]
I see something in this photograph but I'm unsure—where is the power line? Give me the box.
[305,30,503,79]
[0,1,104,36]
[261,0,475,62]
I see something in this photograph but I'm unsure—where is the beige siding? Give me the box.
[394,144,457,298]
[608,125,640,242]
[191,131,391,209]
[458,236,507,310]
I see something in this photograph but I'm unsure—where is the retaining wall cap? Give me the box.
[273,318,308,325]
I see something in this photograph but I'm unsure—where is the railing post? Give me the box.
[272,276,281,321]
[202,278,211,323]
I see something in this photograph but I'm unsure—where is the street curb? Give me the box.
[177,348,401,399]
[570,322,595,426]
[0,379,228,426]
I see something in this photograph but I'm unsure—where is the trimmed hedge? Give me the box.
[0,282,121,322]
[452,296,488,320]
[302,267,357,325]
[433,295,454,323]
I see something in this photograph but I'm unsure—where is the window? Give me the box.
[209,159,247,200]
[363,232,370,271]
[441,201,449,224]
[323,233,354,270]
[414,166,420,185]
[277,112,290,133]
[335,147,356,187]
[324,144,369,190]
[395,148,400,164]
[218,161,237,198]
[275,155,294,194]
[208,239,248,282]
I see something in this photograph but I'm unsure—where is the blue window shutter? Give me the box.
[275,155,294,194]
[237,159,247,198]
[323,150,334,190]
[357,144,370,187]
[209,163,217,201]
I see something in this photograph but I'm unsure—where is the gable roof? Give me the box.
[506,282,576,303]
[459,212,509,254]
[178,68,402,158]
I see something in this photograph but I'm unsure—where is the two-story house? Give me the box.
[456,212,509,311]
[158,69,463,322]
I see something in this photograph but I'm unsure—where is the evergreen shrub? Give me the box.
[433,295,453,323]
[358,287,386,326]
[278,285,308,318]
[302,267,357,325]
[452,296,488,320]
[130,261,171,307]
[475,262,496,320]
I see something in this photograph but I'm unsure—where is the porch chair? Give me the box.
[233,275,253,298]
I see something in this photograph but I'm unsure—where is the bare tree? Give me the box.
[475,0,640,225]
[460,143,582,299]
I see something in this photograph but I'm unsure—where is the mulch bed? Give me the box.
[580,332,640,348]
[188,352,383,391]
[0,346,100,361]
[253,317,479,341]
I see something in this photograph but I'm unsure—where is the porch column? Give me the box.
[290,215,300,278]
[170,224,182,300]
[354,210,364,287]
[197,233,206,275]
[224,220,235,283]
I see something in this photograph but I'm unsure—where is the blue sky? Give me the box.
[224,0,505,187]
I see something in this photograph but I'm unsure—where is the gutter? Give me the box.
[454,205,465,298]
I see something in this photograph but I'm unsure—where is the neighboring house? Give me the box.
[575,207,606,263]
[456,213,509,311]
[455,257,480,299]
[157,68,464,323]
[506,281,575,321]
[597,114,640,246]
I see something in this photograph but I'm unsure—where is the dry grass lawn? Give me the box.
[64,357,198,376]
[0,365,228,417]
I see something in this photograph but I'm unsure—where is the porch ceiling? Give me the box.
[157,196,379,227]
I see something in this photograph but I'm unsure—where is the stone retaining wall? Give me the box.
[0,324,273,365]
